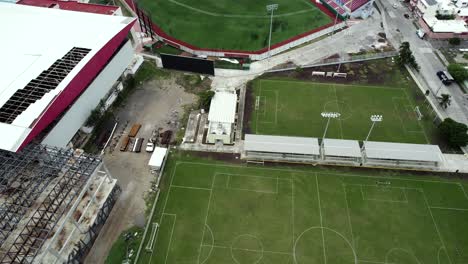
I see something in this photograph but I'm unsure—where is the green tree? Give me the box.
[439,93,452,109]
[449,37,461,45]
[447,63,468,83]
[395,42,420,71]
[438,118,468,147]
[198,90,215,110]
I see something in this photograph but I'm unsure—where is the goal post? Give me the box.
[415,106,423,120]
[145,222,160,252]
[255,96,260,110]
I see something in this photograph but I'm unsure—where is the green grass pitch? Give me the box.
[137,0,332,51]
[137,155,468,264]
[248,79,430,144]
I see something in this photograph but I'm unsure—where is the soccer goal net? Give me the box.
[145,222,159,252]
[255,96,260,110]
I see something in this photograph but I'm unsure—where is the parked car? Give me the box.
[437,71,453,85]
[146,142,155,152]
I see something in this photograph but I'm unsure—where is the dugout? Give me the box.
[323,138,362,163]
[363,141,443,168]
[244,134,320,162]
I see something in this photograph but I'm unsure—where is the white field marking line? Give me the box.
[346,183,421,191]
[197,174,216,264]
[148,163,180,263]
[315,174,327,264]
[260,96,267,116]
[258,89,278,124]
[422,190,454,264]
[202,244,292,255]
[163,213,177,264]
[359,260,395,264]
[430,206,468,211]
[274,90,279,125]
[259,79,405,91]
[364,198,409,203]
[292,175,295,252]
[225,186,278,194]
[342,184,356,249]
[215,172,292,181]
[401,88,430,143]
[230,234,264,264]
[458,183,468,201]
[226,174,230,188]
[392,97,410,134]
[255,82,262,134]
[403,188,409,202]
[385,247,422,264]
[333,85,344,140]
[168,0,315,18]
[176,161,462,185]
[356,184,410,203]
[293,226,357,264]
[360,185,366,200]
[200,224,215,264]
[171,185,212,191]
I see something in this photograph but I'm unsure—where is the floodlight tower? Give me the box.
[266,4,279,58]
[362,114,383,150]
[320,112,341,159]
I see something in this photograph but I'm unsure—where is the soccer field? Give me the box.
[138,157,468,264]
[247,79,430,144]
[137,0,332,51]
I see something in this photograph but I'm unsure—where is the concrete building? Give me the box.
[206,91,237,145]
[410,0,468,38]
[0,3,136,152]
[321,0,375,19]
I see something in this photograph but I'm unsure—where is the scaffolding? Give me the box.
[0,144,105,263]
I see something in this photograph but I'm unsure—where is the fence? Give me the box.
[123,0,347,60]
[267,50,398,72]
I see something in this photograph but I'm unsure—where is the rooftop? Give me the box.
[244,134,320,155]
[0,3,134,152]
[323,138,361,157]
[364,141,443,163]
[17,0,119,15]
[208,91,237,124]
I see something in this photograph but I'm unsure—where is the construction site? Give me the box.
[0,144,118,263]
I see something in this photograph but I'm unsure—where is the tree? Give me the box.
[447,63,468,83]
[449,37,461,45]
[439,93,452,109]
[198,90,215,110]
[438,118,468,147]
[395,42,420,71]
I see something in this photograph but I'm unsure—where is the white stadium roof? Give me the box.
[323,138,361,158]
[364,141,443,163]
[244,134,320,155]
[0,3,135,151]
[208,92,237,123]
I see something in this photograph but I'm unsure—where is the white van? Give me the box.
[416,29,425,39]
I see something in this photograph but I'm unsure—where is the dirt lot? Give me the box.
[85,73,197,264]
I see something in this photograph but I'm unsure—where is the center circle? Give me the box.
[323,100,353,120]
[231,234,264,264]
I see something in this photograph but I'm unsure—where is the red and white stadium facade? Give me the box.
[0,3,136,152]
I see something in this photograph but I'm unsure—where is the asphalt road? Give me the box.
[379,0,468,124]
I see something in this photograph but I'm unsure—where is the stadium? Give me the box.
[125,0,373,56]
[0,3,136,263]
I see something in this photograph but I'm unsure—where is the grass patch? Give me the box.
[136,152,468,264]
[248,80,431,144]
[137,0,332,51]
[105,226,144,264]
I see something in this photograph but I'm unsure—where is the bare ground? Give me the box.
[84,74,196,264]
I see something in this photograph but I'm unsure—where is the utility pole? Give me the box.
[266,4,279,58]
[362,115,383,151]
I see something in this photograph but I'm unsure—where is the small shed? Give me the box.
[363,141,442,167]
[244,134,320,162]
[148,147,168,170]
[323,138,362,163]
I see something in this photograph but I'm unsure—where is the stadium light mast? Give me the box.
[266,4,279,58]
[320,112,341,159]
[362,114,383,150]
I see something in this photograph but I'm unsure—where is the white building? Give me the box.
[0,3,136,152]
[206,91,237,145]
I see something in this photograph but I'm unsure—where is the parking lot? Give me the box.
[85,71,197,264]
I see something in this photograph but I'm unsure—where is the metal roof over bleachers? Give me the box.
[323,138,361,157]
[364,141,443,163]
[245,134,320,155]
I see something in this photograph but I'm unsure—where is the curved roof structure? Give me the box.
[0,3,135,152]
